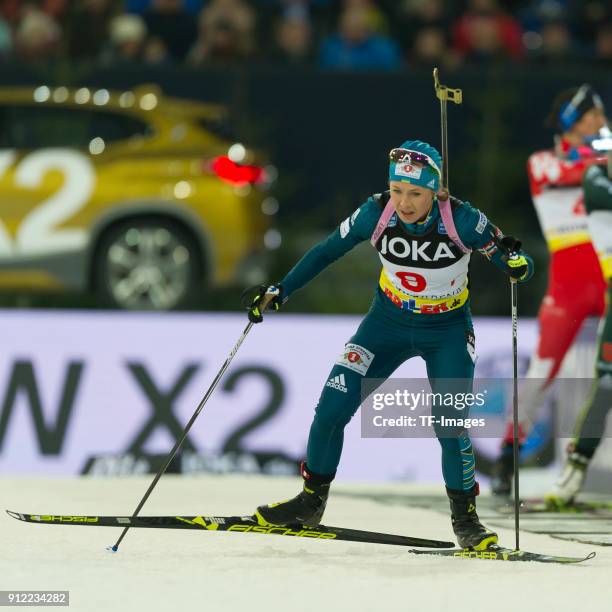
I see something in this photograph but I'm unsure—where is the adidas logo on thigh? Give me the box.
[326,373,348,393]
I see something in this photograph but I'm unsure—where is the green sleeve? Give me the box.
[584,165,612,213]
[281,197,381,298]
[453,200,535,282]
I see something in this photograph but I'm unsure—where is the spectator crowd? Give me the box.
[0,0,610,70]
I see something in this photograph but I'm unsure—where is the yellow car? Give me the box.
[0,84,277,309]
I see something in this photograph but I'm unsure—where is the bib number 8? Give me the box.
[396,271,426,292]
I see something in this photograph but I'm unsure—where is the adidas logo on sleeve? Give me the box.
[326,373,348,393]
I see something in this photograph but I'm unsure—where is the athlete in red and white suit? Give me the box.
[491,85,609,494]
[525,148,607,386]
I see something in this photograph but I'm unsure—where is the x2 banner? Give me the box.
[0,311,602,481]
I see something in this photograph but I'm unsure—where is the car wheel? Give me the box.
[95,219,202,310]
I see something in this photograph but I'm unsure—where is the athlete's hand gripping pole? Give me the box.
[244,284,284,323]
[109,319,255,553]
[433,67,462,199]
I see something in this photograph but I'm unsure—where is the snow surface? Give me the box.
[3,475,612,612]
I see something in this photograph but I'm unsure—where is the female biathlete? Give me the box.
[247,140,534,550]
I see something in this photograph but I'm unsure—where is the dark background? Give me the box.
[1,0,611,316]
[2,61,610,316]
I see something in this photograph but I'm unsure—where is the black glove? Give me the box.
[243,284,284,323]
[499,235,522,255]
[498,235,528,280]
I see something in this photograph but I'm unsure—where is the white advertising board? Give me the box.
[0,309,589,482]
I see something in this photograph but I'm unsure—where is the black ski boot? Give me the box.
[255,462,333,528]
[490,442,516,496]
[447,484,498,550]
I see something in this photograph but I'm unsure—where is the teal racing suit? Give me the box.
[281,192,534,490]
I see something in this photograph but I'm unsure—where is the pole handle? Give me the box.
[432,68,463,193]
[433,68,463,104]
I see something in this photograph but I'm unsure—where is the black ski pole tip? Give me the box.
[106,545,119,553]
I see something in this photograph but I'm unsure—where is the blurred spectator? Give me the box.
[393,0,451,52]
[253,1,297,54]
[0,0,606,70]
[272,14,313,64]
[143,0,197,61]
[535,20,575,62]
[100,13,147,65]
[411,26,459,70]
[319,6,401,70]
[189,20,247,63]
[199,0,256,41]
[14,8,62,63]
[341,0,390,34]
[189,0,256,65]
[143,36,173,65]
[65,0,117,61]
[453,0,524,62]
[594,23,612,64]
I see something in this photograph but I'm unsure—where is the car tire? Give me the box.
[94,218,203,311]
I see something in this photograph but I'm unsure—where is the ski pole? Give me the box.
[493,236,522,551]
[510,274,520,551]
[433,67,462,196]
[109,320,255,552]
[435,69,523,549]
